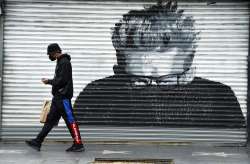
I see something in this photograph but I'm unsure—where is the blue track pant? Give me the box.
[36,98,83,144]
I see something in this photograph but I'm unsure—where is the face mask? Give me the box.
[49,54,56,61]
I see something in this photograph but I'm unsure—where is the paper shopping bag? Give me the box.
[40,100,51,123]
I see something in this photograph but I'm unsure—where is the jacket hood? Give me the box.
[59,53,71,61]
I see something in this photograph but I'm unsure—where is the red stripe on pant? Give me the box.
[69,122,83,144]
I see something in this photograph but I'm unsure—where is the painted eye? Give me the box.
[156,45,170,52]
[162,34,170,45]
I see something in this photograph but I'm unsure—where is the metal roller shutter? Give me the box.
[1,0,249,145]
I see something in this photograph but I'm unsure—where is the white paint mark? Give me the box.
[0,150,27,154]
[192,152,242,157]
[102,150,130,155]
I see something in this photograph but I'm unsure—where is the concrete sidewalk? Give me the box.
[0,142,249,164]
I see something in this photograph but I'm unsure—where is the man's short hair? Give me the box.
[112,0,198,52]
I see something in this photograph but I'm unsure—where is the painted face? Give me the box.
[122,47,193,77]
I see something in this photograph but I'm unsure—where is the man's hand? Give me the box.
[41,78,49,84]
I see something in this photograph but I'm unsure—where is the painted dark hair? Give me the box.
[112,0,199,74]
[112,0,198,50]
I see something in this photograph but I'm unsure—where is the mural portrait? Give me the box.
[73,0,245,128]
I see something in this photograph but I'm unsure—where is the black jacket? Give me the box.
[48,54,73,99]
[74,75,245,128]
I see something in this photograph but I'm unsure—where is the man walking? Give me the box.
[26,43,84,152]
